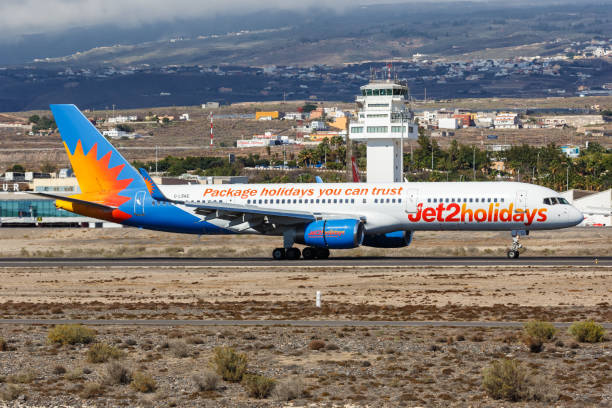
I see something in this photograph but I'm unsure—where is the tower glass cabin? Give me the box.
[349,79,418,182]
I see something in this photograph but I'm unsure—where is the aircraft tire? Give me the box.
[286,247,301,260]
[507,250,519,259]
[302,247,316,260]
[315,248,330,259]
[272,248,286,260]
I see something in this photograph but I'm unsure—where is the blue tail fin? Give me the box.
[50,104,146,196]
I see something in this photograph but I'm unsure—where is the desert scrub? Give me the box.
[482,359,530,401]
[131,372,157,393]
[308,340,326,350]
[482,359,557,402]
[0,338,7,351]
[0,384,22,401]
[81,382,104,399]
[243,374,275,399]
[272,376,305,401]
[7,370,37,384]
[170,341,190,358]
[568,321,606,343]
[104,362,132,385]
[522,321,556,352]
[211,346,248,382]
[87,342,125,363]
[48,324,95,345]
[193,370,220,391]
[523,321,556,341]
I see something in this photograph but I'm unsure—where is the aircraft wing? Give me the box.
[183,201,364,232]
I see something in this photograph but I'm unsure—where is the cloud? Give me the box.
[0,0,479,38]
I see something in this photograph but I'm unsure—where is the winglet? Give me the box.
[315,176,323,183]
[138,168,171,202]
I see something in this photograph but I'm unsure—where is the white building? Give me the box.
[438,118,459,129]
[179,113,190,121]
[283,112,304,121]
[102,129,141,140]
[494,112,519,129]
[349,79,418,182]
[561,189,611,227]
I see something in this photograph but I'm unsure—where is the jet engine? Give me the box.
[362,230,413,248]
[297,219,364,249]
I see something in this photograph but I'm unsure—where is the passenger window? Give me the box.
[433,198,437,203]
[487,198,491,203]
[351,199,355,204]
[334,199,337,204]
[445,198,449,203]
[501,198,504,203]
[428,198,431,203]
[469,198,473,202]
[247,200,250,204]
[494,198,498,203]
[316,199,319,203]
[392,198,396,203]
[276,199,280,204]
[374,198,378,203]
[398,198,402,203]
[363,198,366,203]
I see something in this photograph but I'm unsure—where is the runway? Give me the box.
[1,318,610,329]
[0,256,609,268]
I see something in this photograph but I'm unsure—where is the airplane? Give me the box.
[37,104,584,260]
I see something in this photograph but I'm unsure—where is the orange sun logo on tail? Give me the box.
[66,140,134,207]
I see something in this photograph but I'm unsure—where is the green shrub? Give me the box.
[48,324,95,345]
[211,346,248,382]
[87,342,125,363]
[568,321,606,343]
[523,336,544,353]
[524,321,556,341]
[243,374,275,399]
[131,372,157,393]
[482,359,530,401]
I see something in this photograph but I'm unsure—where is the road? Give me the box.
[0,319,610,328]
[0,256,609,268]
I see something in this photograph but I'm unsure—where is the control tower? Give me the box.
[349,76,418,182]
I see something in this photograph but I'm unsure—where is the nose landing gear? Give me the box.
[507,230,527,259]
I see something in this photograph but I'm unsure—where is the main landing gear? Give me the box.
[507,231,527,259]
[272,247,330,260]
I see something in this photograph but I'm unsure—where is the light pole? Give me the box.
[472,145,476,181]
[566,165,569,191]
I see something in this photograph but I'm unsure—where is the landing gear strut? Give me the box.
[507,234,524,259]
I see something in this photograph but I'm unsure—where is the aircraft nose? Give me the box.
[570,207,584,226]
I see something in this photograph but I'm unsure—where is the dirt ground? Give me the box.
[0,227,610,407]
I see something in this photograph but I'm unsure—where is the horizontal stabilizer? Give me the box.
[32,192,117,210]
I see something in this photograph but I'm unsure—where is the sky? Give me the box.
[0,0,492,38]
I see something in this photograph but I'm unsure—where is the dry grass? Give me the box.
[192,370,220,392]
[242,374,275,399]
[131,372,157,393]
[86,342,125,363]
[47,324,95,345]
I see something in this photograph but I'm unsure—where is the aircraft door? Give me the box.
[134,191,146,216]
[405,188,419,213]
[514,190,527,212]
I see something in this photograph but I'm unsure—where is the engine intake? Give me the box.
[362,230,413,248]
[297,219,364,249]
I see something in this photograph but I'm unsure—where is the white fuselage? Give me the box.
[159,181,584,235]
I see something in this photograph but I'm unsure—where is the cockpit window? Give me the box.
[544,197,570,205]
